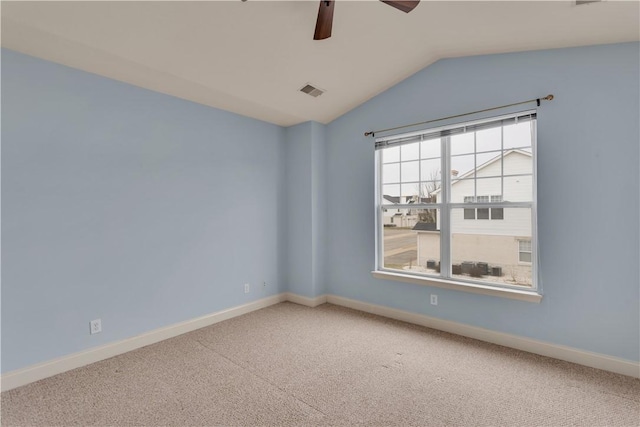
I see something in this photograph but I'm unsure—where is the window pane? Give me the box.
[382,184,400,205]
[503,175,532,202]
[476,178,502,199]
[464,208,475,220]
[401,160,420,182]
[451,133,474,155]
[451,207,532,287]
[418,182,440,203]
[450,179,474,202]
[476,151,503,175]
[491,208,504,220]
[504,121,533,150]
[384,209,440,274]
[401,183,420,198]
[519,252,532,263]
[401,143,420,161]
[451,154,475,178]
[420,138,441,159]
[382,163,400,184]
[503,150,533,175]
[477,208,489,219]
[420,159,441,182]
[382,146,400,163]
[476,127,501,152]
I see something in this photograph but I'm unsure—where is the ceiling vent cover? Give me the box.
[300,84,324,98]
[576,1,600,5]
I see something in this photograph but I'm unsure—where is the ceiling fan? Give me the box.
[314,1,420,40]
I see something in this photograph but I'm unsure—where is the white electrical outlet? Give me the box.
[90,319,102,335]
[244,283,250,293]
[430,294,438,306]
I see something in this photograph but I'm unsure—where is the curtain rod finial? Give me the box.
[365,131,374,137]
[544,94,554,101]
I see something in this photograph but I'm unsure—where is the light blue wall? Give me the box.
[284,121,327,298]
[1,49,286,372]
[2,42,638,374]
[325,42,640,361]
[284,122,313,297]
[310,122,327,298]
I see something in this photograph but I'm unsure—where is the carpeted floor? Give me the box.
[2,302,639,426]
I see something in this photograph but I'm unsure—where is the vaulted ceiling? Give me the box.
[2,1,638,126]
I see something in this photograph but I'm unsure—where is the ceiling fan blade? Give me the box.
[380,1,420,13]
[314,1,335,40]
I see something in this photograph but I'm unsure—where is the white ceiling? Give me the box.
[2,1,639,126]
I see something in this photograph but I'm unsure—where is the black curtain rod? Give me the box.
[364,94,554,138]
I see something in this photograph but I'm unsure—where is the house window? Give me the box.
[375,111,537,291]
[464,195,504,220]
[490,195,504,220]
[463,196,475,219]
[476,195,489,219]
[519,240,532,263]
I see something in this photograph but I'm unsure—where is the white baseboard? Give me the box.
[1,293,287,392]
[3,291,637,392]
[325,294,640,379]
[283,292,327,307]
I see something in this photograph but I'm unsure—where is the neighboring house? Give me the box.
[382,195,432,228]
[413,150,533,285]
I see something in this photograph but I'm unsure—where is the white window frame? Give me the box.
[373,111,540,303]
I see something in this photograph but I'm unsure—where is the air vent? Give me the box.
[300,84,324,98]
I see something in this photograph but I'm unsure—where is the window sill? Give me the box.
[371,270,542,303]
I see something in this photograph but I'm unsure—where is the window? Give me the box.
[376,111,537,291]
[464,195,503,220]
[491,195,504,220]
[519,240,532,263]
[463,196,476,219]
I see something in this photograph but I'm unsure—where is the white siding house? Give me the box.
[416,150,533,285]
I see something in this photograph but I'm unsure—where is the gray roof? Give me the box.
[412,222,438,231]
[383,195,435,204]
[383,195,401,204]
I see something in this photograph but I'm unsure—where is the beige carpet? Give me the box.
[2,302,639,426]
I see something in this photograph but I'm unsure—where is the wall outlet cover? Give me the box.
[90,319,102,335]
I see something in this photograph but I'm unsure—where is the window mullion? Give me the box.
[440,136,452,279]
[501,124,504,199]
[375,151,383,271]
[418,135,422,201]
[474,131,478,217]
[531,120,539,293]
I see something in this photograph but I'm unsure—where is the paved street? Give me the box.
[383,228,417,268]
